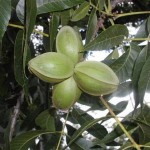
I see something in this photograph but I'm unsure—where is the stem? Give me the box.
[104,4,114,25]
[115,11,150,19]
[125,38,150,41]
[100,96,141,150]
[56,111,70,150]
[8,23,49,37]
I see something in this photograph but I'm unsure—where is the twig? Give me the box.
[100,96,141,150]
[56,110,70,150]
[9,93,23,141]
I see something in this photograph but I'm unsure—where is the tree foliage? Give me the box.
[0,0,150,149]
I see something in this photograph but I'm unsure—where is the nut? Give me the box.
[28,52,74,83]
[56,26,83,64]
[52,76,82,110]
[74,61,119,96]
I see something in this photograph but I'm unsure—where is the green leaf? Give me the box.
[35,110,55,131]
[110,43,140,83]
[71,1,90,22]
[84,25,128,51]
[132,45,148,107]
[16,0,24,23]
[37,0,85,15]
[70,138,95,150]
[50,13,60,51]
[85,9,97,44]
[68,115,111,147]
[14,30,24,86]
[93,122,138,146]
[0,0,11,40]
[105,81,132,100]
[26,0,37,40]
[138,56,150,106]
[10,130,56,150]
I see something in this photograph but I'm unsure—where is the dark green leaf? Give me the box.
[85,9,97,44]
[110,43,140,82]
[14,30,24,86]
[0,0,11,40]
[10,130,57,150]
[35,110,55,131]
[71,1,90,22]
[68,115,111,147]
[84,25,128,51]
[93,122,138,146]
[37,0,85,15]
[138,56,150,106]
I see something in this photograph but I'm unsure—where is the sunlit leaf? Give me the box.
[0,0,11,40]
[110,43,140,83]
[10,130,57,150]
[84,25,128,51]
[37,0,85,14]
[71,1,90,22]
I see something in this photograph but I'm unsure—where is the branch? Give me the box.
[9,93,23,142]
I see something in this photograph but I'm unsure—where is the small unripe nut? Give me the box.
[74,61,119,96]
[28,52,74,83]
[56,26,83,64]
[52,77,82,110]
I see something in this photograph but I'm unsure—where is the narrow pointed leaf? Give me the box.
[71,1,90,22]
[85,9,97,44]
[0,0,11,40]
[10,130,56,150]
[50,13,60,51]
[14,30,24,86]
[110,43,140,83]
[68,116,112,147]
[37,0,85,15]
[84,25,128,51]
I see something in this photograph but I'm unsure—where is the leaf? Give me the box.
[10,130,56,150]
[68,115,111,147]
[14,30,24,86]
[105,81,132,100]
[84,25,128,51]
[49,13,60,51]
[132,45,148,107]
[71,1,90,22]
[146,16,150,33]
[108,101,128,115]
[93,122,138,146]
[37,0,85,15]
[35,110,55,131]
[110,43,140,83]
[0,0,11,40]
[70,138,95,150]
[16,0,24,23]
[85,9,97,44]
[26,0,37,40]
[138,56,150,106]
